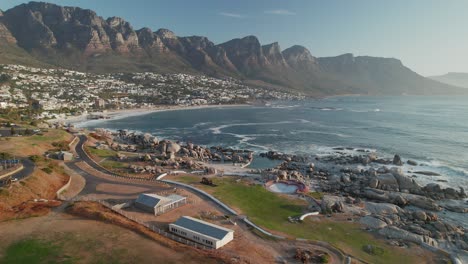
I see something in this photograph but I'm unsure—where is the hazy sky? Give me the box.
[1,0,467,76]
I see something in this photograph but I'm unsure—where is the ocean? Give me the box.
[81,96,468,189]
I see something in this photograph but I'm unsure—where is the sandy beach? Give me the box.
[49,104,250,128]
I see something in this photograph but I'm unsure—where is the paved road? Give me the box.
[69,134,348,263]
[0,158,35,187]
[70,135,173,197]
[75,135,116,176]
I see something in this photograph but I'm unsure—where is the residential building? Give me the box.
[169,216,234,249]
[135,193,187,215]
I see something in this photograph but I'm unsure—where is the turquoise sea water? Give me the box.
[82,96,468,188]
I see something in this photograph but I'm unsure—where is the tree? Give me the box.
[0,74,11,84]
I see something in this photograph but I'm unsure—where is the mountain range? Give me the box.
[0,1,465,96]
[429,73,468,89]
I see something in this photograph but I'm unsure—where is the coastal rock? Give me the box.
[378,226,438,247]
[377,166,389,174]
[393,155,403,166]
[368,178,379,188]
[206,167,217,175]
[391,194,408,206]
[321,196,346,213]
[412,211,428,221]
[414,171,441,176]
[406,195,441,211]
[166,142,181,153]
[376,173,398,191]
[407,160,418,166]
[365,202,401,215]
[390,167,421,193]
[360,216,388,229]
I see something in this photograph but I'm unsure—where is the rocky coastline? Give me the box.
[89,128,467,259]
[261,149,467,258]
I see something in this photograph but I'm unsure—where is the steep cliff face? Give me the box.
[0,21,16,44]
[136,28,168,54]
[0,1,464,96]
[1,2,114,55]
[105,17,141,54]
[218,36,268,75]
[262,42,288,67]
[282,45,317,71]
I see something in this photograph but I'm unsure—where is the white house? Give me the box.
[135,193,187,215]
[169,216,234,249]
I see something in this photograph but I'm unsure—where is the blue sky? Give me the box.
[1,0,467,76]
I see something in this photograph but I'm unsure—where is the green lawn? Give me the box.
[0,239,73,264]
[172,175,424,264]
[101,160,128,170]
[26,130,70,143]
[210,178,305,231]
[85,146,117,158]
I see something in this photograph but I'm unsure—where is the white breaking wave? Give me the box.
[290,130,352,138]
[209,120,299,134]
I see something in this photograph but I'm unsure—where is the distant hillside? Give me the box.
[429,73,468,89]
[0,1,465,96]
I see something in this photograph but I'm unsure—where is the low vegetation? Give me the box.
[0,238,72,264]
[85,146,117,159]
[172,175,424,264]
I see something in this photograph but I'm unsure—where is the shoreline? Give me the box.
[50,104,251,128]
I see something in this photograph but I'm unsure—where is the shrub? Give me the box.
[362,244,385,256]
[319,253,330,263]
[41,167,53,174]
[0,152,13,160]
[29,155,42,163]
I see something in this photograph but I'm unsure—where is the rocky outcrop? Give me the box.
[360,216,388,229]
[105,16,141,54]
[0,20,16,44]
[282,45,318,71]
[136,28,168,54]
[378,226,438,247]
[262,42,288,67]
[218,35,267,75]
[365,202,401,215]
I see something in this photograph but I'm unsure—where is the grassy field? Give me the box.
[172,175,427,264]
[0,238,74,264]
[0,129,72,157]
[100,160,129,170]
[85,146,117,159]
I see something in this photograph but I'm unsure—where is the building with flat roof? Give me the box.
[169,216,234,249]
[135,193,187,215]
[58,151,73,161]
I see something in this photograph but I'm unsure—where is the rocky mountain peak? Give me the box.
[104,16,140,53]
[262,42,281,55]
[282,45,317,70]
[156,28,177,40]
[106,16,127,28]
[0,9,4,17]
[282,45,314,60]
[136,27,168,53]
[218,35,267,73]
[262,42,287,66]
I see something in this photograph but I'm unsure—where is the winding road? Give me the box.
[0,158,35,187]
[67,134,348,263]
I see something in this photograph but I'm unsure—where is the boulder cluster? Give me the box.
[262,150,467,253]
[94,129,253,173]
